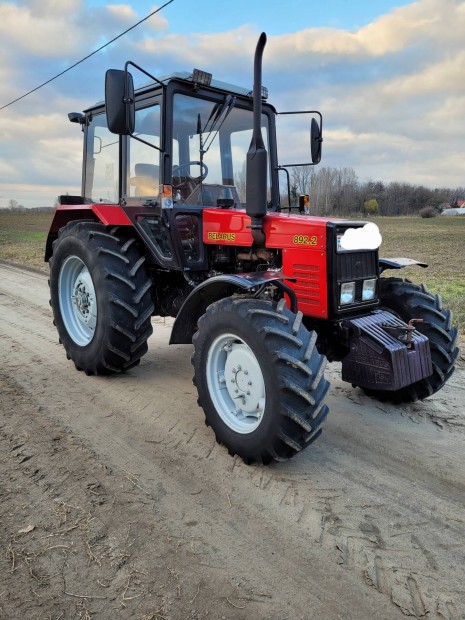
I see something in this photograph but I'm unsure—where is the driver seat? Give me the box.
[130,163,159,197]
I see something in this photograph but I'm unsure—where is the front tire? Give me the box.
[192,297,330,464]
[362,277,459,402]
[49,221,154,375]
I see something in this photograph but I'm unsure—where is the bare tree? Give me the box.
[290,166,312,196]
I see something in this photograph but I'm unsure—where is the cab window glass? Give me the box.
[85,114,119,203]
[128,104,161,198]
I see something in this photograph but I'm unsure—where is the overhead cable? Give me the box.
[0,0,174,111]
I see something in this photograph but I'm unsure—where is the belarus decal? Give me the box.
[208,232,236,241]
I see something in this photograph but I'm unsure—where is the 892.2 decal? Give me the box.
[293,234,318,245]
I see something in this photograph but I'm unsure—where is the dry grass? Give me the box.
[0,210,52,270]
[371,216,465,334]
[1,209,463,332]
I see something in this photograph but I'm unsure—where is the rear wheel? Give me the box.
[361,277,459,402]
[49,221,154,375]
[192,297,330,464]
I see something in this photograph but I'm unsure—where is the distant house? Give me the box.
[441,207,465,216]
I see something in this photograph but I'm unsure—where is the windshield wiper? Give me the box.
[201,94,236,154]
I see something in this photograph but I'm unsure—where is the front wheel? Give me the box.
[361,277,459,402]
[192,297,330,464]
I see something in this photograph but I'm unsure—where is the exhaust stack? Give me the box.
[246,32,268,247]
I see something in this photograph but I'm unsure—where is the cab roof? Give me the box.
[87,70,265,112]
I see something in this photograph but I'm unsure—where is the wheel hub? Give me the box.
[72,272,95,324]
[58,256,97,346]
[224,345,264,414]
[206,334,266,434]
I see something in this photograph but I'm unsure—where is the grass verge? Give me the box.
[0,211,52,271]
[372,216,465,335]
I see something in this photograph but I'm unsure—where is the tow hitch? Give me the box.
[381,319,424,348]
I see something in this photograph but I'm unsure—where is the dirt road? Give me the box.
[1,262,464,620]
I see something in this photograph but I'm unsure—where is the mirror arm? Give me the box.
[277,109,323,128]
[279,162,314,168]
[276,166,291,211]
[122,61,165,153]
[277,109,323,166]
[125,61,165,88]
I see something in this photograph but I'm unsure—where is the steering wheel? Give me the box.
[172,161,209,186]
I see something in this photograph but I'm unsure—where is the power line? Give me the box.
[0,0,174,111]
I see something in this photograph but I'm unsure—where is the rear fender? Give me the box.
[170,272,296,344]
[44,204,132,261]
[379,257,428,274]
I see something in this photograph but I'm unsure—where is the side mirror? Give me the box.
[105,69,135,135]
[310,117,322,164]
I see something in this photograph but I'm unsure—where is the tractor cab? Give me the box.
[83,68,278,211]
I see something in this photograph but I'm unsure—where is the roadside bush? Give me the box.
[419,206,437,218]
[363,198,379,216]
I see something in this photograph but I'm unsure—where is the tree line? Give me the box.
[4,168,464,216]
[285,166,464,216]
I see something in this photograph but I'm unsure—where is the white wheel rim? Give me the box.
[206,333,266,434]
[58,255,97,346]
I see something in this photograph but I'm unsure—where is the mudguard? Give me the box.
[44,203,132,261]
[379,257,428,273]
[169,272,296,345]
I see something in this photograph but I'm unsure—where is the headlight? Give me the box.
[362,278,377,301]
[340,282,355,305]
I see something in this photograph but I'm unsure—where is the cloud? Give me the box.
[0,0,464,208]
[138,25,257,72]
[0,3,82,56]
[16,0,82,17]
[268,0,462,64]
[106,4,137,21]
[266,0,465,187]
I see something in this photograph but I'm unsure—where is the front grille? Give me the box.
[336,251,378,281]
[326,221,380,317]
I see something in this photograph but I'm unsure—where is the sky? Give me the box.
[0,0,464,208]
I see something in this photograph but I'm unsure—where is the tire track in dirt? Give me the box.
[1,269,400,618]
[2,263,465,618]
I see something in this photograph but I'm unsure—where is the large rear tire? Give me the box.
[192,297,330,464]
[49,221,154,375]
[361,277,459,403]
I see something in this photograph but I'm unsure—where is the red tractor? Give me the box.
[46,34,458,464]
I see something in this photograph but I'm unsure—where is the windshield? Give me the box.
[172,93,271,206]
